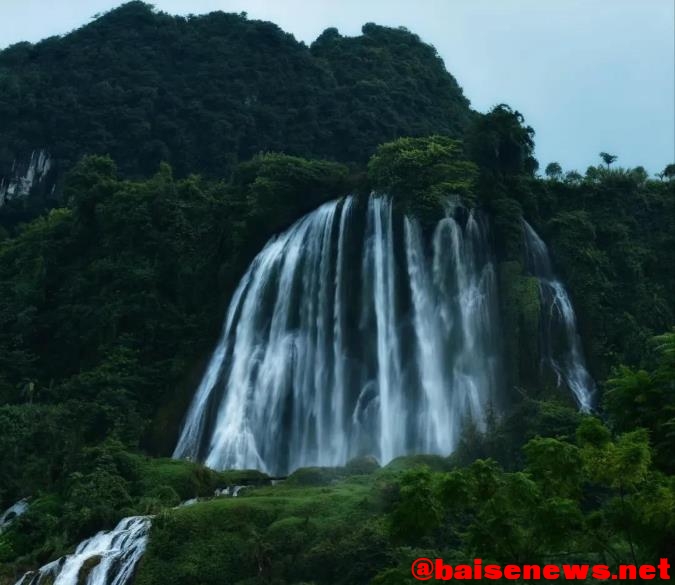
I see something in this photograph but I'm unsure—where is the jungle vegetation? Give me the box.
[0,3,673,584]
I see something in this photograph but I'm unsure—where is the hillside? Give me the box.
[0,1,471,225]
[0,4,674,585]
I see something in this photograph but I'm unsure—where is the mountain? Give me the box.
[0,4,674,585]
[0,1,472,224]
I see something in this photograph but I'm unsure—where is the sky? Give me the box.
[1,0,673,174]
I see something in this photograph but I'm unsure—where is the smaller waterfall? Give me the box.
[15,516,150,585]
[523,220,594,411]
[0,499,29,532]
[0,150,52,207]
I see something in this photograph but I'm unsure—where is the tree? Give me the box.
[64,155,118,221]
[545,162,563,180]
[368,135,478,220]
[465,104,538,177]
[663,163,675,181]
[0,4,474,227]
[585,165,601,182]
[599,152,618,169]
[390,467,442,542]
[524,437,583,498]
[630,166,648,185]
[564,170,583,184]
[604,331,675,473]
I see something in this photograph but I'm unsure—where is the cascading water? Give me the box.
[15,516,150,585]
[174,195,502,474]
[0,150,52,208]
[0,499,29,532]
[522,220,594,411]
[12,488,251,585]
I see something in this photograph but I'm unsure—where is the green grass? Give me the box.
[135,477,388,585]
[383,454,453,473]
[0,456,271,585]
[135,457,269,501]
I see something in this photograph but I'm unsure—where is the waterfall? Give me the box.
[174,195,502,474]
[522,220,595,411]
[0,499,29,532]
[0,150,52,207]
[15,516,150,585]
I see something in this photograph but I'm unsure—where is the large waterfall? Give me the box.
[15,516,150,585]
[523,220,595,411]
[174,195,502,474]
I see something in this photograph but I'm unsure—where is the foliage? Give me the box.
[131,401,675,585]
[0,153,347,507]
[465,104,538,178]
[0,2,472,226]
[498,261,541,390]
[603,330,675,472]
[545,161,563,180]
[310,23,473,162]
[599,152,618,168]
[134,480,380,585]
[0,6,673,582]
[1,136,672,582]
[232,152,348,243]
[367,135,478,221]
[531,170,675,375]
[0,441,263,580]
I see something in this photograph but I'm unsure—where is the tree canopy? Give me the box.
[600,152,618,168]
[0,2,473,225]
[0,7,674,585]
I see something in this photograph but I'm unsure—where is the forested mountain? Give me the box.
[0,4,673,585]
[0,1,471,224]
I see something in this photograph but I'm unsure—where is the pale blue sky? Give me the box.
[1,0,673,174]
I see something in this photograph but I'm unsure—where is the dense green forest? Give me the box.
[0,1,470,225]
[0,3,674,584]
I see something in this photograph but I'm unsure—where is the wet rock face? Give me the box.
[76,555,102,585]
[0,150,52,208]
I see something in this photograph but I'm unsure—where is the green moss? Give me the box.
[344,455,380,475]
[264,515,319,556]
[285,466,342,486]
[284,458,381,487]
[490,198,525,261]
[135,480,374,585]
[519,275,542,335]
[77,555,101,585]
[135,458,235,500]
[499,261,542,392]
[383,454,452,473]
